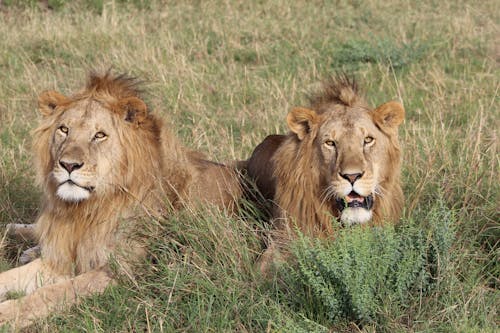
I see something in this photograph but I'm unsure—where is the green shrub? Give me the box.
[284,200,455,326]
[331,38,428,70]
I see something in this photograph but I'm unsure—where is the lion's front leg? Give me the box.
[0,269,113,329]
[5,223,41,265]
[257,241,289,277]
[19,245,41,265]
[0,259,66,302]
[6,223,37,241]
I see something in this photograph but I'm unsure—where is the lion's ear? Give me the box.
[287,107,318,140]
[38,90,68,116]
[118,97,148,125]
[372,101,405,131]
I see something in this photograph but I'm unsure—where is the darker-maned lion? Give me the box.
[0,71,241,328]
[243,75,405,268]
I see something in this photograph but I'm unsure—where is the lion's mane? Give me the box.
[33,72,240,274]
[246,75,405,242]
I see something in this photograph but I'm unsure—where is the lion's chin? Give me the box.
[56,182,92,202]
[340,208,372,226]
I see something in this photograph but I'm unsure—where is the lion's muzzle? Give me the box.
[54,159,95,202]
[336,191,374,226]
[56,180,94,202]
[336,191,374,211]
[59,160,83,173]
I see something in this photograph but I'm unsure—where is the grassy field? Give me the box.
[0,0,498,331]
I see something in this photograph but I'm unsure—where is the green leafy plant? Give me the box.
[332,38,428,70]
[284,200,455,326]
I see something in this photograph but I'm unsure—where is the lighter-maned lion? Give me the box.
[0,71,241,328]
[244,75,405,269]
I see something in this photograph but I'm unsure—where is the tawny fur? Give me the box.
[0,71,241,328]
[244,75,405,264]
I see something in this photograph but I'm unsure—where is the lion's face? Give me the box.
[287,101,404,226]
[316,108,386,226]
[50,100,124,202]
[35,89,149,203]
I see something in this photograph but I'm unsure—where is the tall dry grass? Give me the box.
[0,0,498,331]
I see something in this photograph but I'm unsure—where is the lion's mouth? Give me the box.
[61,180,95,193]
[56,180,95,202]
[336,191,374,211]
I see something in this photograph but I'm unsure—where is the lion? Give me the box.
[0,71,241,328]
[243,75,405,269]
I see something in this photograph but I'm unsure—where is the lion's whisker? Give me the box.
[374,185,386,198]
[320,185,337,206]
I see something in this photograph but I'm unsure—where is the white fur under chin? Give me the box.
[340,208,372,226]
[56,183,90,202]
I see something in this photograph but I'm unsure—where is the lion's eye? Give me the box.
[94,131,107,139]
[364,136,374,145]
[58,126,68,134]
[325,140,336,148]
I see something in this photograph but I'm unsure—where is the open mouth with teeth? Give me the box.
[336,191,374,211]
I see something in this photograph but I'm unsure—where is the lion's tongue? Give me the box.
[346,192,364,203]
[336,192,374,211]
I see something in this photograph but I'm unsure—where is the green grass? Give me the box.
[0,0,498,331]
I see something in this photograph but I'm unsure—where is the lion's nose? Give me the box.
[59,160,83,173]
[340,172,363,184]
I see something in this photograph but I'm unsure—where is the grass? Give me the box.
[0,0,498,331]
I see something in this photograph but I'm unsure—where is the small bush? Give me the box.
[332,38,428,70]
[283,200,455,326]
